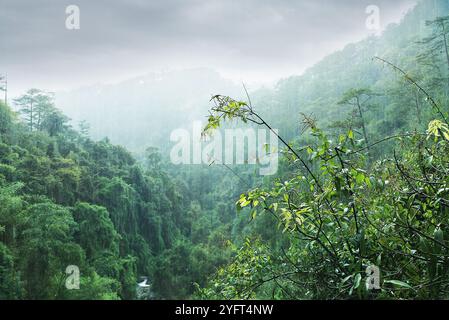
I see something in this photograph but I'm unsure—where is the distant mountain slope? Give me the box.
[56,68,242,151]
[250,0,449,141]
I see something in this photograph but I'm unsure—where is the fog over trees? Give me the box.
[2,0,449,300]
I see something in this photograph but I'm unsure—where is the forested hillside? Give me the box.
[2,0,449,300]
[197,0,449,299]
[0,95,243,299]
[250,0,449,144]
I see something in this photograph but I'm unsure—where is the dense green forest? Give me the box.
[198,0,449,299]
[0,93,247,299]
[2,0,449,300]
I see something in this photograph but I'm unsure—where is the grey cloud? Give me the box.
[0,0,416,96]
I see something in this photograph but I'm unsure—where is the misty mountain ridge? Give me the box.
[56,68,244,151]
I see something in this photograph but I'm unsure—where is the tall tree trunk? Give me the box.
[414,89,422,124]
[356,97,370,151]
[37,109,41,131]
[30,101,33,131]
[440,20,449,90]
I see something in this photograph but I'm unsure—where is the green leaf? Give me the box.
[251,210,257,220]
[353,273,362,289]
[341,275,353,286]
[376,254,382,267]
[348,130,354,140]
[263,144,270,153]
[356,172,365,185]
[434,227,444,243]
[241,200,251,207]
[384,280,414,290]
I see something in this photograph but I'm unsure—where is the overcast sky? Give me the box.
[0,0,417,98]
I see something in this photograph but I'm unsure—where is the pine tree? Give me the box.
[417,15,449,89]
